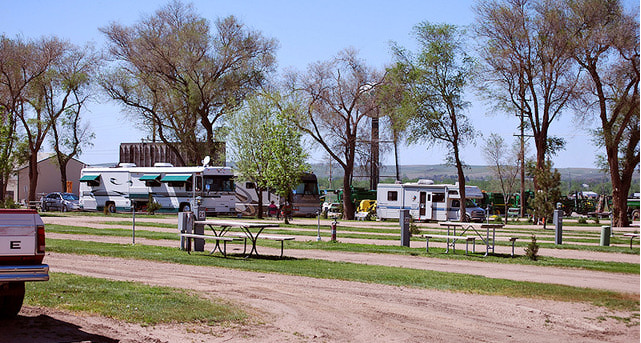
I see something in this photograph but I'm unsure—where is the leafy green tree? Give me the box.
[530,160,561,229]
[264,98,309,224]
[229,92,308,222]
[392,22,476,221]
[229,96,273,219]
[377,64,413,182]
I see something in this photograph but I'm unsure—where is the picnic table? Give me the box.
[439,221,504,257]
[193,220,289,257]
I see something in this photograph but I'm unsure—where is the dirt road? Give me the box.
[2,215,635,342]
[6,252,636,343]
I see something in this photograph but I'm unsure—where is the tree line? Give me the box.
[0,0,637,226]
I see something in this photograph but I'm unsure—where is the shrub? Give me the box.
[146,195,162,215]
[409,219,421,237]
[577,217,587,224]
[525,235,539,261]
[0,198,20,209]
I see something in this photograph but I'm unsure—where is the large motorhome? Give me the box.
[78,163,236,215]
[235,173,321,217]
[376,180,486,222]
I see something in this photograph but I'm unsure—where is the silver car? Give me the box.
[41,192,80,212]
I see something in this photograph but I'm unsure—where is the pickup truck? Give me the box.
[0,209,49,317]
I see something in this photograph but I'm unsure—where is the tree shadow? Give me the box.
[0,313,119,343]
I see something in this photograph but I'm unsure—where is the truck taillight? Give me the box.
[37,224,46,254]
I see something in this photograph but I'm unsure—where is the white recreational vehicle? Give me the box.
[376,180,486,222]
[235,173,321,217]
[78,163,236,215]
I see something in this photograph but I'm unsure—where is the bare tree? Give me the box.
[0,36,69,202]
[483,133,520,224]
[564,0,639,227]
[0,36,56,202]
[475,0,578,187]
[49,45,97,192]
[100,1,277,166]
[287,48,385,219]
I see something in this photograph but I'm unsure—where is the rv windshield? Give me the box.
[294,180,319,195]
[451,199,480,208]
[203,175,235,192]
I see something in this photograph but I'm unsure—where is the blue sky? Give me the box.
[1,0,637,168]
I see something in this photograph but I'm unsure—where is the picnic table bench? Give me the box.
[421,234,476,255]
[180,233,240,257]
[439,221,504,257]
[226,232,295,257]
[623,233,640,249]
[189,219,293,258]
[506,237,519,257]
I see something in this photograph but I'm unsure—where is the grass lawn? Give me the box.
[25,272,246,325]
[46,238,640,313]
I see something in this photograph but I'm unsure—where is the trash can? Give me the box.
[600,226,611,246]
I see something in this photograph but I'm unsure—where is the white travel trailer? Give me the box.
[376,180,486,222]
[78,163,236,215]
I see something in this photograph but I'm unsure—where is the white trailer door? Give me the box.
[420,192,432,220]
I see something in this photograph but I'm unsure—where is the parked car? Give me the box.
[41,192,80,212]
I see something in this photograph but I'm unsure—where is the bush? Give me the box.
[146,195,162,215]
[0,198,20,209]
[577,217,587,224]
[409,219,421,237]
[525,235,539,261]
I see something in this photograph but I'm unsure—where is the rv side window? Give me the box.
[387,191,398,201]
[451,199,460,208]
[145,180,160,187]
[245,182,255,189]
[168,181,184,188]
[195,176,202,191]
[433,193,445,202]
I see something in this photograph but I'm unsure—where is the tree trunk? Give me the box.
[28,154,39,202]
[57,156,69,192]
[256,187,264,219]
[533,133,547,191]
[456,161,467,222]
[0,176,5,203]
[342,175,355,220]
[393,139,400,181]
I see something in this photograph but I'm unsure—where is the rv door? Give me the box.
[420,192,432,220]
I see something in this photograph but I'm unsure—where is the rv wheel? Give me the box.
[106,203,116,213]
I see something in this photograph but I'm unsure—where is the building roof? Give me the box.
[14,153,86,172]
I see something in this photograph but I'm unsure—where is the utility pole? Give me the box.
[519,108,525,218]
[518,64,526,218]
[370,111,380,191]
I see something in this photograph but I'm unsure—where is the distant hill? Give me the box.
[310,163,638,185]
